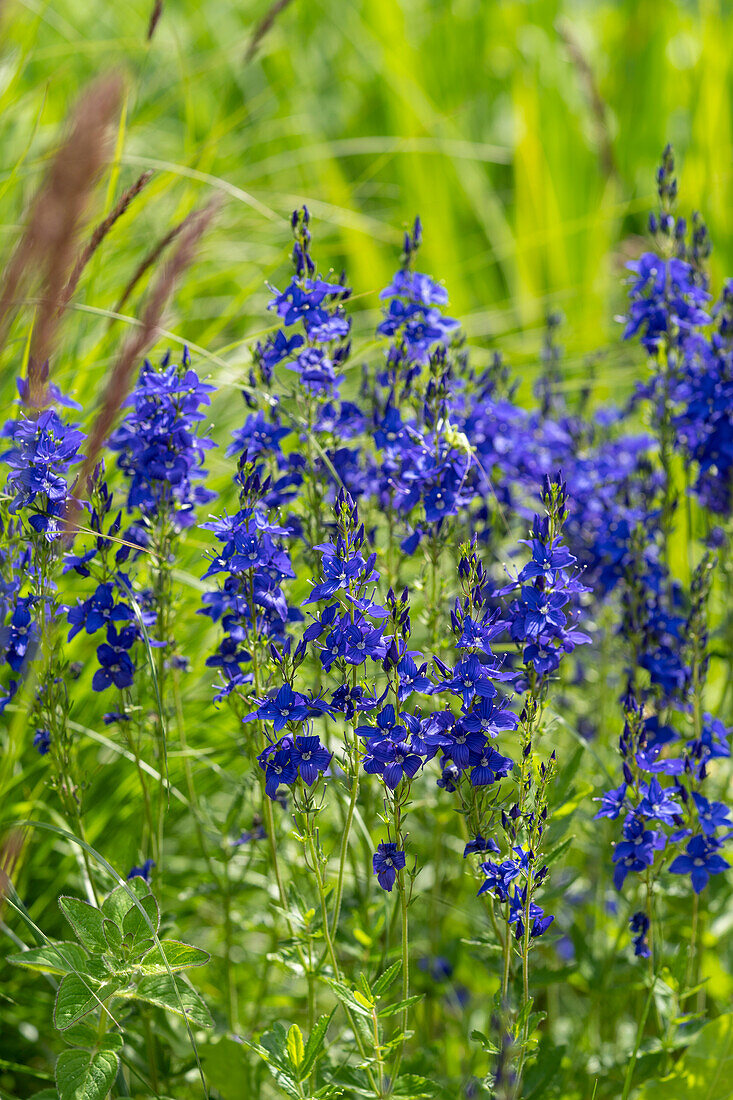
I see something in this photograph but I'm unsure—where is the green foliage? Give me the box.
[7,878,210,1100]
[636,1014,733,1100]
[1,2,732,1099]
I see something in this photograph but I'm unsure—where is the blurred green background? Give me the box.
[1,0,732,400]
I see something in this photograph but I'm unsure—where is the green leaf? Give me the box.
[258,1022,295,1073]
[56,1047,119,1100]
[58,899,107,955]
[371,960,402,997]
[286,1023,305,1069]
[119,974,213,1028]
[136,939,210,976]
[390,1075,441,1098]
[29,1091,59,1099]
[54,974,119,1031]
[122,892,160,944]
[100,878,148,927]
[544,834,575,867]
[7,942,90,977]
[103,919,123,955]
[376,993,423,1018]
[321,977,373,1017]
[300,1010,336,1078]
[636,1013,733,1100]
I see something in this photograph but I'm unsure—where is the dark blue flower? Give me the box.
[259,740,298,799]
[593,783,627,821]
[668,834,729,893]
[127,859,155,882]
[92,643,135,692]
[692,792,733,835]
[33,729,51,755]
[629,912,650,958]
[637,778,680,826]
[372,841,406,892]
[290,735,332,785]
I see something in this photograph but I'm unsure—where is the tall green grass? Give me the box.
[1,0,731,410]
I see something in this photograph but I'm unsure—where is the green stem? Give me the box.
[332,768,359,934]
[621,975,657,1100]
[304,829,382,1097]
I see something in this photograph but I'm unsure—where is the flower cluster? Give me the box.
[108,348,215,528]
[201,463,296,700]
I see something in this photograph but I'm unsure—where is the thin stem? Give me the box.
[621,975,657,1100]
[331,768,359,934]
[304,828,382,1096]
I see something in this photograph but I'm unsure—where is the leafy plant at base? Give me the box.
[7,875,211,1099]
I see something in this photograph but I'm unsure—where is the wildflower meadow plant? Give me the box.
[1,149,732,1100]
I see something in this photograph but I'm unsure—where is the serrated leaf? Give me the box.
[103,919,123,954]
[300,1009,336,1078]
[58,899,107,955]
[7,942,90,977]
[54,974,119,1031]
[56,1046,119,1100]
[136,940,210,976]
[100,878,148,927]
[269,1070,301,1098]
[377,993,423,1018]
[372,960,402,997]
[60,1024,122,1053]
[122,892,160,943]
[118,974,212,1028]
[59,1022,102,1049]
[286,1024,304,1069]
[259,1022,293,1073]
[321,977,372,1017]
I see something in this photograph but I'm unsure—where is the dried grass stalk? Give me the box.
[244,0,295,63]
[147,0,164,41]
[111,213,190,322]
[60,169,154,313]
[0,75,124,406]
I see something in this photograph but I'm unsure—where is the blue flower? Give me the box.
[593,783,628,821]
[612,817,658,890]
[468,745,513,787]
[259,740,298,799]
[364,739,423,790]
[109,350,215,527]
[692,792,733,835]
[33,729,51,755]
[372,841,406,892]
[290,735,332,785]
[463,835,500,858]
[636,778,680,826]
[258,685,311,731]
[668,835,729,893]
[623,253,710,351]
[434,654,497,709]
[66,583,133,640]
[629,912,650,958]
[127,859,155,882]
[92,643,135,692]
